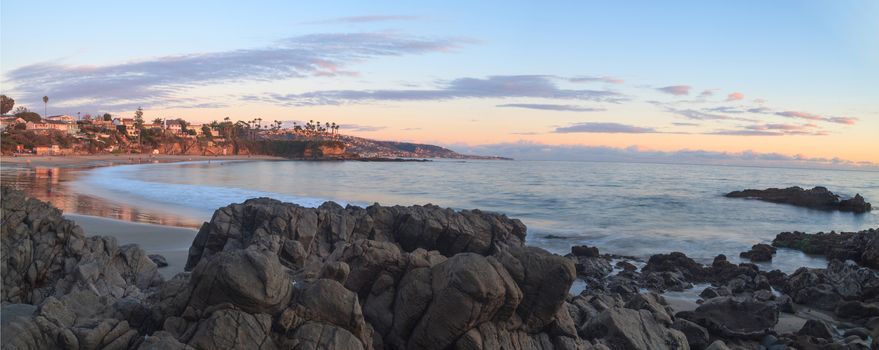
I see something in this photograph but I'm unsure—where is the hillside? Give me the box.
[267,133,511,160]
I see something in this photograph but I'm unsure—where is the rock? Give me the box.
[571,245,600,258]
[725,186,872,213]
[318,261,351,284]
[798,319,834,339]
[138,331,194,350]
[149,254,169,268]
[739,244,776,262]
[783,260,879,311]
[580,307,690,350]
[836,301,879,320]
[287,322,365,350]
[688,297,778,340]
[497,246,576,332]
[615,261,637,272]
[672,319,709,350]
[642,252,706,282]
[292,278,371,344]
[773,229,879,269]
[188,246,294,314]
[704,340,731,350]
[186,309,276,350]
[405,253,522,350]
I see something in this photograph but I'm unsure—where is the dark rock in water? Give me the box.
[686,296,778,340]
[773,228,879,269]
[783,260,879,311]
[725,186,872,213]
[615,260,637,272]
[797,319,834,339]
[571,245,599,257]
[739,244,776,262]
[148,254,168,268]
[643,252,707,282]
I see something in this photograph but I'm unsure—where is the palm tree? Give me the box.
[42,96,49,118]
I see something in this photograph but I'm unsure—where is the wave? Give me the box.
[75,162,342,214]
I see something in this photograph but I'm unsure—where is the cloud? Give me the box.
[248,75,626,106]
[726,92,744,101]
[775,111,858,125]
[341,123,385,132]
[496,103,606,112]
[569,76,625,84]
[304,15,421,24]
[672,122,700,126]
[4,32,468,111]
[656,85,691,96]
[554,122,658,134]
[449,141,877,170]
[698,89,716,97]
[709,123,827,136]
[665,107,755,122]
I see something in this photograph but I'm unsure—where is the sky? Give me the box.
[2,1,877,167]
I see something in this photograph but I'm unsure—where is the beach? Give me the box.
[0,154,284,168]
[65,214,197,279]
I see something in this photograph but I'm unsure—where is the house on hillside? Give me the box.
[164,120,184,134]
[25,121,78,134]
[46,115,76,123]
[34,145,61,155]
[1,116,26,130]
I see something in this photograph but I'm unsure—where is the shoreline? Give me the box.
[64,213,197,279]
[0,154,286,169]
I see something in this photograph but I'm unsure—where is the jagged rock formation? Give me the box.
[4,187,878,349]
[725,186,872,213]
[773,228,879,269]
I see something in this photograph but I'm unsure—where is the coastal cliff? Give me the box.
[2,187,878,349]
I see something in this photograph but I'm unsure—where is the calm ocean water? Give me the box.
[62,160,879,272]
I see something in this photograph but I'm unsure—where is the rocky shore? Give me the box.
[2,186,878,349]
[725,186,872,213]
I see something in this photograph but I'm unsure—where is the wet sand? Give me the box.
[66,214,198,279]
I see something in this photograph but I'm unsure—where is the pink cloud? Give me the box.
[827,116,858,125]
[775,111,857,125]
[656,85,691,96]
[726,92,744,101]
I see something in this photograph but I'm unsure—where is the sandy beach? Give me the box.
[0,154,284,169]
[65,214,198,279]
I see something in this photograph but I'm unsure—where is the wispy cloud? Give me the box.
[450,141,877,170]
[304,15,421,24]
[341,123,386,132]
[709,123,827,136]
[555,122,658,134]
[664,107,755,122]
[775,111,858,125]
[496,103,606,112]
[569,76,625,84]
[4,32,468,111]
[726,92,744,101]
[247,75,626,106]
[656,85,691,96]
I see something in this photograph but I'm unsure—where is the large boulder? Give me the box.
[185,309,276,350]
[404,253,521,350]
[188,246,293,314]
[687,297,778,340]
[496,246,576,332]
[580,306,690,350]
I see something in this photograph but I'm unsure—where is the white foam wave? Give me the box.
[75,162,341,212]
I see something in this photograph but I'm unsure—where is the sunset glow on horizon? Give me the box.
[2,1,877,166]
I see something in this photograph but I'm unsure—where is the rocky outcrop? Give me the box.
[725,186,872,213]
[738,244,775,262]
[772,228,879,269]
[683,297,778,340]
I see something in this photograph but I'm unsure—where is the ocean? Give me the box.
[8,159,879,273]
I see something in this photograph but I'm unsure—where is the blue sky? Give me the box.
[2,1,877,165]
